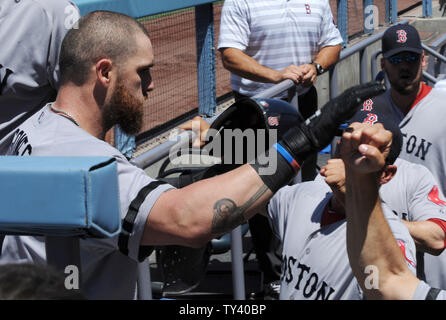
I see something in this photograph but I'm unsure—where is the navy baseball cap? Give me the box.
[347,102,402,165]
[381,24,423,59]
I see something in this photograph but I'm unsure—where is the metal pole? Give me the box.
[230,226,246,300]
[195,3,216,117]
[422,70,438,84]
[371,49,382,81]
[130,131,195,169]
[360,48,369,84]
[423,0,433,18]
[422,43,446,64]
[253,79,295,99]
[137,258,153,300]
[386,0,397,23]
[287,86,300,111]
[329,66,339,157]
[337,0,348,46]
[363,0,375,34]
[391,0,397,23]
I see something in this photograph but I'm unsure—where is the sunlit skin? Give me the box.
[116,34,155,102]
[102,34,156,135]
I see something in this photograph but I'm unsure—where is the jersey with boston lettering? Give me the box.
[398,87,446,290]
[396,87,446,196]
[1,105,174,299]
[267,179,417,300]
[413,281,446,300]
[365,87,446,196]
[0,0,80,152]
[363,87,446,290]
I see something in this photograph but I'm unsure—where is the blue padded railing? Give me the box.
[0,156,121,294]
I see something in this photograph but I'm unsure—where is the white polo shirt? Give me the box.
[218,0,342,97]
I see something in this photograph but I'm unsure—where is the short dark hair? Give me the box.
[0,263,85,300]
[59,11,150,85]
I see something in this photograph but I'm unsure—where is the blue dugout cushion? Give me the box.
[0,156,121,238]
[73,0,215,18]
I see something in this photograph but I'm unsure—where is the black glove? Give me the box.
[279,81,386,164]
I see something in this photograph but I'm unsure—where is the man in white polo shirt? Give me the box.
[218,0,343,289]
[217,0,343,186]
[218,0,342,103]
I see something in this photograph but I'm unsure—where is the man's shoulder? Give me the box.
[30,0,78,14]
[394,158,432,174]
[271,180,330,211]
[27,0,79,26]
[368,90,393,105]
[430,87,446,99]
[14,108,121,158]
[48,129,121,158]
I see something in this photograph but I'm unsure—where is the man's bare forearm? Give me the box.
[345,171,419,299]
[211,184,269,234]
[220,47,281,83]
[402,220,445,255]
[345,171,384,285]
[142,164,273,247]
[313,45,342,69]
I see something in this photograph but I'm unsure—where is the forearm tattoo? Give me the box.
[211,184,269,234]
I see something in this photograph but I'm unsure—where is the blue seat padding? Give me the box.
[0,156,121,238]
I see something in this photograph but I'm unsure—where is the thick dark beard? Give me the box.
[103,83,144,136]
[392,81,420,96]
[389,73,421,96]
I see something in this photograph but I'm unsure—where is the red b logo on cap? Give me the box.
[396,30,407,43]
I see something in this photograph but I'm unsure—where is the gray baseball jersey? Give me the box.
[385,87,446,194]
[0,0,80,152]
[372,87,446,290]
[0,105,174,299]
[413,281,446,300]
[314,158,446,223]
[435,79,446,91]
[267,179,417,300]
[380,158,446,222]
